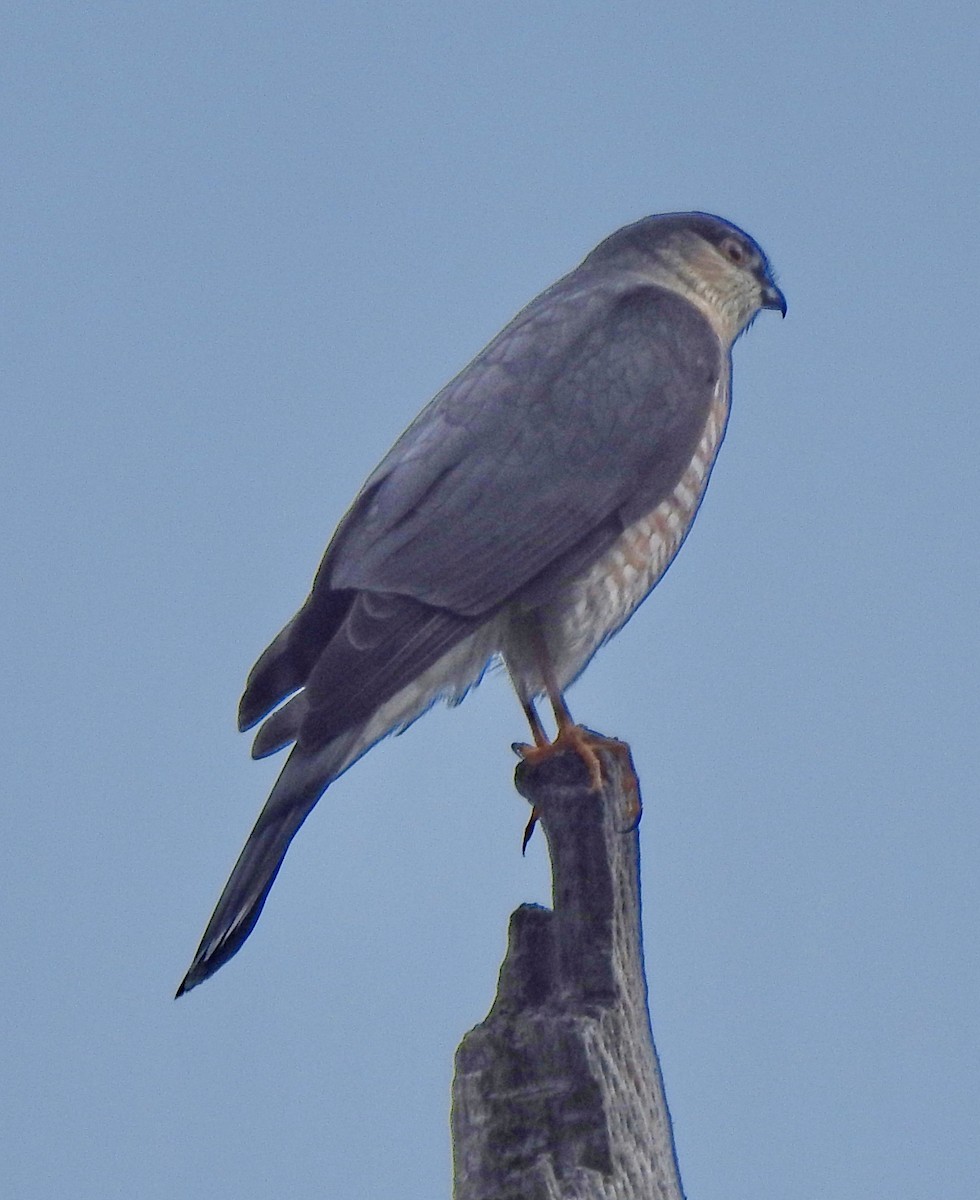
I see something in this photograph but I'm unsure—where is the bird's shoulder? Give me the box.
[321,271,723,614]
[363,271,720,482]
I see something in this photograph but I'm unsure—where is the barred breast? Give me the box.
[546,383,731,690]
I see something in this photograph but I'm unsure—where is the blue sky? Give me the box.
[3,3,978,1198]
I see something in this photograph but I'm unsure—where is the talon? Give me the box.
[521,807,539,853]
[620,771,643,832]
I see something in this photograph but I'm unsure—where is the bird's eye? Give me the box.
[720,237,747,265]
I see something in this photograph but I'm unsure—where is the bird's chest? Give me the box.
[550,385,731,683]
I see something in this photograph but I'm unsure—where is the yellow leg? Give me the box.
[512,618,605,793]
[511,614,642,840]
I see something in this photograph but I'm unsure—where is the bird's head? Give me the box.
[587,211,786,344]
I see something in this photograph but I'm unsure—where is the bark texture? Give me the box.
[451,737,685,1200]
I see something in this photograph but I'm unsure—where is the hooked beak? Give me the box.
[761,279,787,317]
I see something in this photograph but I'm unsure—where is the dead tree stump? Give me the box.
[450,737,685,1200]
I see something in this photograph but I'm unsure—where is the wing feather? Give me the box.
[327,282,722,616]
[238,279,721,750]
[299,592,480,746]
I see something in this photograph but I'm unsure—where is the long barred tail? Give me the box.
[175,728,362,997]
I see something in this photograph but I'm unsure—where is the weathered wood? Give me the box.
[451,737,685,1200]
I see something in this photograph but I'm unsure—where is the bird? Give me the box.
[176,211,785,996]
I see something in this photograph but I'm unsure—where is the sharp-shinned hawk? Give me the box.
[177,211,785,996]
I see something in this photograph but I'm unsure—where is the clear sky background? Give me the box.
[3,3,978,1198]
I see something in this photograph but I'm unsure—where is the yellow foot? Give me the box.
[513,723,606,792]
[513,727,642,845]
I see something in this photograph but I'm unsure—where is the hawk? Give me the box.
[177,212,785,996]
